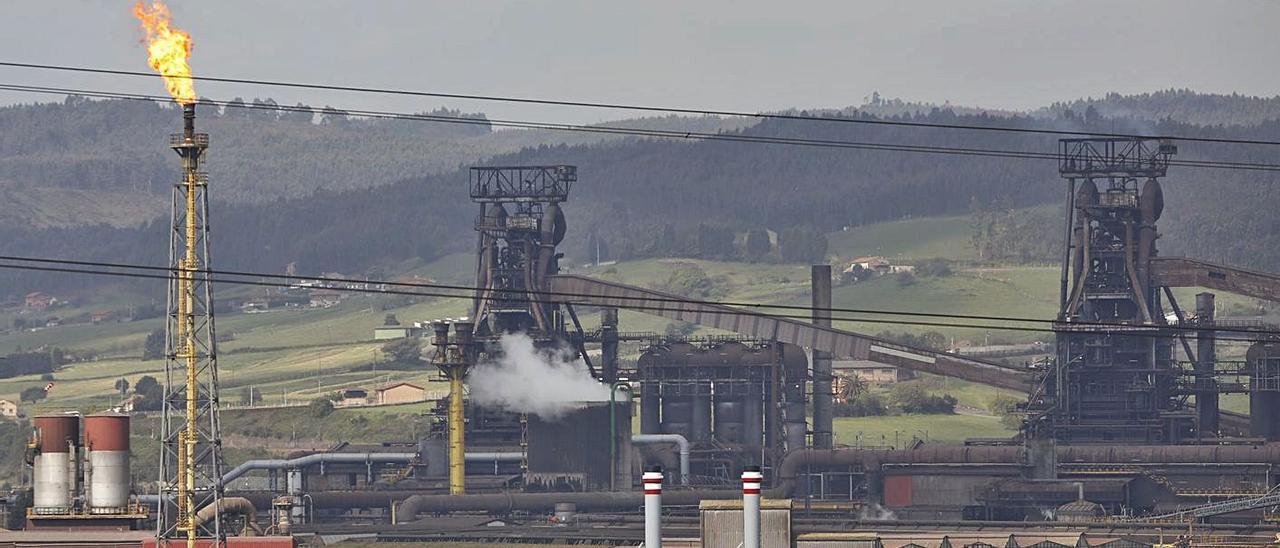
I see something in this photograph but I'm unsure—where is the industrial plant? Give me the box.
[2,5,1279,548]
[7,112,1280,548]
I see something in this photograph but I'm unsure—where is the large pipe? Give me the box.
[1058,178,1077,318]
[742,466,762,548]
[394,489,738,522]
[632,434,689,486]
[193,496,259,535]
[643,466,663,548]
[464,452,522,462]
[221,453,417,486]
[771,444,1280,498]
[811,265,834,449]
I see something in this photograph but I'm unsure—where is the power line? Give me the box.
[0,253,1267,339]
[2,254,1277,344]
[4,60,1280,148]
[4,83,1280,173]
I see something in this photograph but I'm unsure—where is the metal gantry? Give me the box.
[1032,137,1191,444]
[157,103,224,546]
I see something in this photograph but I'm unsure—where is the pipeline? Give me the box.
[221,452,417,485]
[631,434,689,486]
[464,452,523,462]
[394,489,739,523]
[770,444,1280,498]
[192,496,260,535]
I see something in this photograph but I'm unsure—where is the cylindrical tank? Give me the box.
[690,389,712,442]
[84,413,130,511]
[640,381,661,434]
[1248,343,1280,441]
[742,382,764,448]
[32,415,79,511]
[714,386,744,444]
[659,391,692,439]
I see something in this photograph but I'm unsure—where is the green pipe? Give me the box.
[609,381,633,491]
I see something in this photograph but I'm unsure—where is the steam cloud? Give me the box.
[467,333,610,420]
[856,502,898,521]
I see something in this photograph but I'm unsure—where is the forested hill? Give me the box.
[1036,89,1280,127]
[0,97,753,227]
[4,92,1280,299]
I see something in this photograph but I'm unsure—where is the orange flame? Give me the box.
[133,1,196,105]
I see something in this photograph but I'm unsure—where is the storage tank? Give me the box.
[32,414,79,512]
[84,413,130,512]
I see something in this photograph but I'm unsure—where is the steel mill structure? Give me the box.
[1026,137,1280,444]
[23,150,1280,547]
[157,102,225,545]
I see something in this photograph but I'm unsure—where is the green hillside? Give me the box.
[828,215,976,262]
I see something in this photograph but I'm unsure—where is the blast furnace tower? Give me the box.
[470,165,576,336]
[1028,138,1190,444]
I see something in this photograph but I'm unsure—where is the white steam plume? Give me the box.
[467,333,610,420]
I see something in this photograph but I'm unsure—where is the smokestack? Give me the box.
[182,102,195,139]
[643,466,663,548]
[1197,292,1219,435]
[742,466,762,548]
[433,322,451,355]
[454,322,475,362]
[811,265,833,449]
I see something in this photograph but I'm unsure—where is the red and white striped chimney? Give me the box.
[644,465,663,547]
[742,465,763,548]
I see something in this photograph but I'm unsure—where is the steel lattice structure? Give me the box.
[157,104,225,546]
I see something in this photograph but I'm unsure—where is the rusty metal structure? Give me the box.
[1021,137,1280,444]
[429,165,591,495]
[470,165,576,337]
[1026,137,1191,443]
[157,103,225,545]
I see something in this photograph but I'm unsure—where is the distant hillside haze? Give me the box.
[0,90,1279,299]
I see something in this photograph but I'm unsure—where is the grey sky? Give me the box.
[2,0,1278,124]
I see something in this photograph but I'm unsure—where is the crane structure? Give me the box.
[156,103,225,546]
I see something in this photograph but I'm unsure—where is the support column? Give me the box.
[811,265,834,449]
[1196,293,1219,436]
[447,370,465,495]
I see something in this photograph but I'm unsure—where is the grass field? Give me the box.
[828,215,976,262]
[2,211,1273,442]
[833,414,1016,447]
[1,293,469,414]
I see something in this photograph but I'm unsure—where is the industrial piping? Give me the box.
[220,452,418,485]
[394,489,739,523]
[192,496,260,535]
[631,434,690,485]
[769,444,1280,498]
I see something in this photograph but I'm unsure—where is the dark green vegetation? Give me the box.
[3,91,1280,302]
